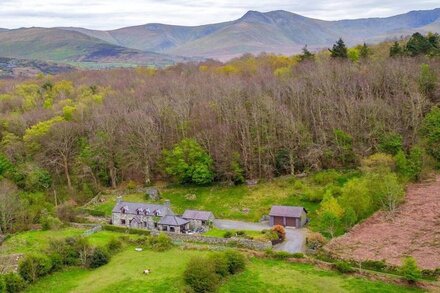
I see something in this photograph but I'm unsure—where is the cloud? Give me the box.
[0,0,439,30]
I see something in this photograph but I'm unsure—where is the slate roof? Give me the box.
[112,201,174,216]
[182,210,214,221]
[158,215,189,226]
[269,206,307,218]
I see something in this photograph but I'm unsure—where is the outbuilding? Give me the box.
[269,206,308,228]
[182,210,215,229]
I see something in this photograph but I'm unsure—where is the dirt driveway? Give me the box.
[213,219,306,253]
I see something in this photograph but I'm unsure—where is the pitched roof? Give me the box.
[112,201,174,216]
[158,215,189,226]
[269,206,307,218]
[182,210,214,221]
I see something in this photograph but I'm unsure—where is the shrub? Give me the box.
[102,225,151,236]
[223,231,232,238]
[306,232,327,250]
[400,256,421,283]
[148,233,173,252]
[40,215,63,231]
[209,253,229,277]
[361,260,388,272]
[0,276,5,293]
[88,247,110,269]
[334,261,355,274]
[272,251,293,260]
[183,256,220,293]
[106,237,123,253]
[272,225,286,241]
[224,250,246,274]
[378,133,403,155]
[261,230,279,241]
[235,230,246,236]
[3,273,27,293]
[19,254,53,283]
[312,170,341,185]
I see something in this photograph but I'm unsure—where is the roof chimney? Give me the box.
[164,199,170,207]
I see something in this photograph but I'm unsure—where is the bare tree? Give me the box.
[0,180,19,233]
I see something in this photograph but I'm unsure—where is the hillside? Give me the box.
[59,8,440,60]
[325,176,440,270]
[0,28,191,67]
[0,57,75,78]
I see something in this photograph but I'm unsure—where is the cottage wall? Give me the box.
[112,212,157,230]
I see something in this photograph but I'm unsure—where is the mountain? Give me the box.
[0,28,194,67]
[58,8,440,60]
[1,8,439,64]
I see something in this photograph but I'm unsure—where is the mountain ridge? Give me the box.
[0,8,439,64]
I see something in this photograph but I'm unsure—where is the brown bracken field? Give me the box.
[325,176,440,270]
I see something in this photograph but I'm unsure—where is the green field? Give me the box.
[24,247,421,293]
[91,175,328,222]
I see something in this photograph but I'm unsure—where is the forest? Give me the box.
[0,33,439,236]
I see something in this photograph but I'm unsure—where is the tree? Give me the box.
[400,256,421,283]
[359,43,371,59]
[389,41,404,57]
[163,139,214,185]
[317,195,344,237]
[421,106,440,162]
[366,172,404,212]
[329,38,348,58]
[339,178,372,220]
[406,32,434,56]
[298,45,315,62]
[418,63,437,102]
[38,121,80,190]
[0,180,20,233]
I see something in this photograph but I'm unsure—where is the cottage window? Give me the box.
[121,219,126,225]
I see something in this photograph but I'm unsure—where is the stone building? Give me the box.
[182,210,215,229]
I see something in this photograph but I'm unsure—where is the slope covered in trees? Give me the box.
[0,36,439,234]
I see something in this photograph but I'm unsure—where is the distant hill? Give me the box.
[0,28,194,67]
[60,8,440,60]
[0,57,75,78]
[1,8,440,64]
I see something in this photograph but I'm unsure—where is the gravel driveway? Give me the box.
[213,219,306,253]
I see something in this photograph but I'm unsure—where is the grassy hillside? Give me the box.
[88,175,332,222]
[0,28,188,67]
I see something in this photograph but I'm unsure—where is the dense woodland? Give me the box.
[0,33,439,235]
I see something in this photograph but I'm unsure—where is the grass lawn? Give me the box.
[92,175,322,222]
[0,228,127,255]
[203,227,269,241]
[25,248,422,293]
[0,228,84,255]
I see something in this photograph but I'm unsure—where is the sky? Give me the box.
[1,0,439,30]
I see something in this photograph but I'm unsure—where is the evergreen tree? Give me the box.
[359,43,371,59]
[299,45,315,62]
[389,41,403,57]
[329,38,348,58]
[406,32,433,56]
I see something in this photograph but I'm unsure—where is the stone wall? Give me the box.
[151,231,272,251]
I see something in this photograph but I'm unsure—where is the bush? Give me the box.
[312,170,342,185]
[183,256,220,293]
[147,233,173,252]
[88,247,110,269]
[223,231,232,238]
[361,260,387,272]
[261,230,279,241]
[272,251,293,260]
[19,254,53,283]
[3,273,27,293]
[40,215,63,231]
[0,276,5,293]
[209,253,229,277]
[400,256,421,283]
[306,232,327,250]
[235,230,246,236]
[102,225,151,236]
[224,250,246,274]
[334,261,355,274]
[106,237,123,253]
[272,225,286,241]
